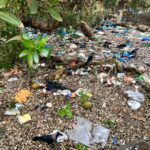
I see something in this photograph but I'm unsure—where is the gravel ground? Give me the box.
[0,24,150,150]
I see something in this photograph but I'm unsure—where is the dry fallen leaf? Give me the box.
[15,89,32,103]
[10,68,22,76]
[132,115,146,122]
[124,76,135,84]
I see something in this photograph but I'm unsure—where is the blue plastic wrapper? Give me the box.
[114,49,137,62]
[113,136,117,145]
[142,38,150,41]
[57,29,68,37]
[114,33,124,37]
[66,93,72,100]
[45,44,52,49]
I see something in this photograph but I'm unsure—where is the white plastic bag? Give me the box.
[91,125,110,148]
[66,117,110,148]
[124,90,145,102]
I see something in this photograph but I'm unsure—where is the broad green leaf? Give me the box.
[65,110,72,119]
[0,10,24,27]
[58,109,65,118]
[22,39,35,49]
[37,38,48,50]
[6,35,22,43]
[51,0,60,5]
[22,33,30,40]
[48,7,62,22]
[27,53,33,68]
[19,50,29,58]
[33,51,39,64]
[65,103,71,110]
[27,0,38,14]
[0,0,8,8]
[40,49,49,57]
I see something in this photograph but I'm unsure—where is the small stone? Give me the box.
[46,102,52,108]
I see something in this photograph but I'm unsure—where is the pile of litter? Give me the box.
[0,18,150,149]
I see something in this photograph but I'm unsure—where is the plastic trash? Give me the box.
[17,114,31,124]
[103,41,112,48]
[111,78,122,86]
[114,48,138,62]
[113,136,118,145]
[66,117,93,147]
[32,130,68,145]
[77,53,87,61]
[46,102,52,108]
[117,73,126,79]
[66,117,109,148]
[53,89,71,96]
[84,53,94,66]
[15,89,32,103]
[75,68,89,75]
[116,43,127,49]
[70,43,78,49]
[5,108,20,115]
[8,77,18,82]
[97,73,108,83]
[91,124,110,148]
[46,81,68,91]
[15,103,23,109]
[127,100,141,110]
[142,37,150,41]
[124,90,145,102]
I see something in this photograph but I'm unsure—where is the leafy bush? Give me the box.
[19,34,53,68]
[58,103,73,119]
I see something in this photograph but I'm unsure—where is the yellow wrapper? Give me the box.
[18,114,31,124]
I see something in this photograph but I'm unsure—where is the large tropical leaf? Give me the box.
[0,0,8,8]
[27,0,38,14]
[0,10,24,27]
[48,7,62,22]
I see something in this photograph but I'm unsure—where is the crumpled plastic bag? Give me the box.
[66,117,92,147]
[53,89,71,96]
[91,124,110,148]
[124,90,145,102]
[66,117,109,148]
